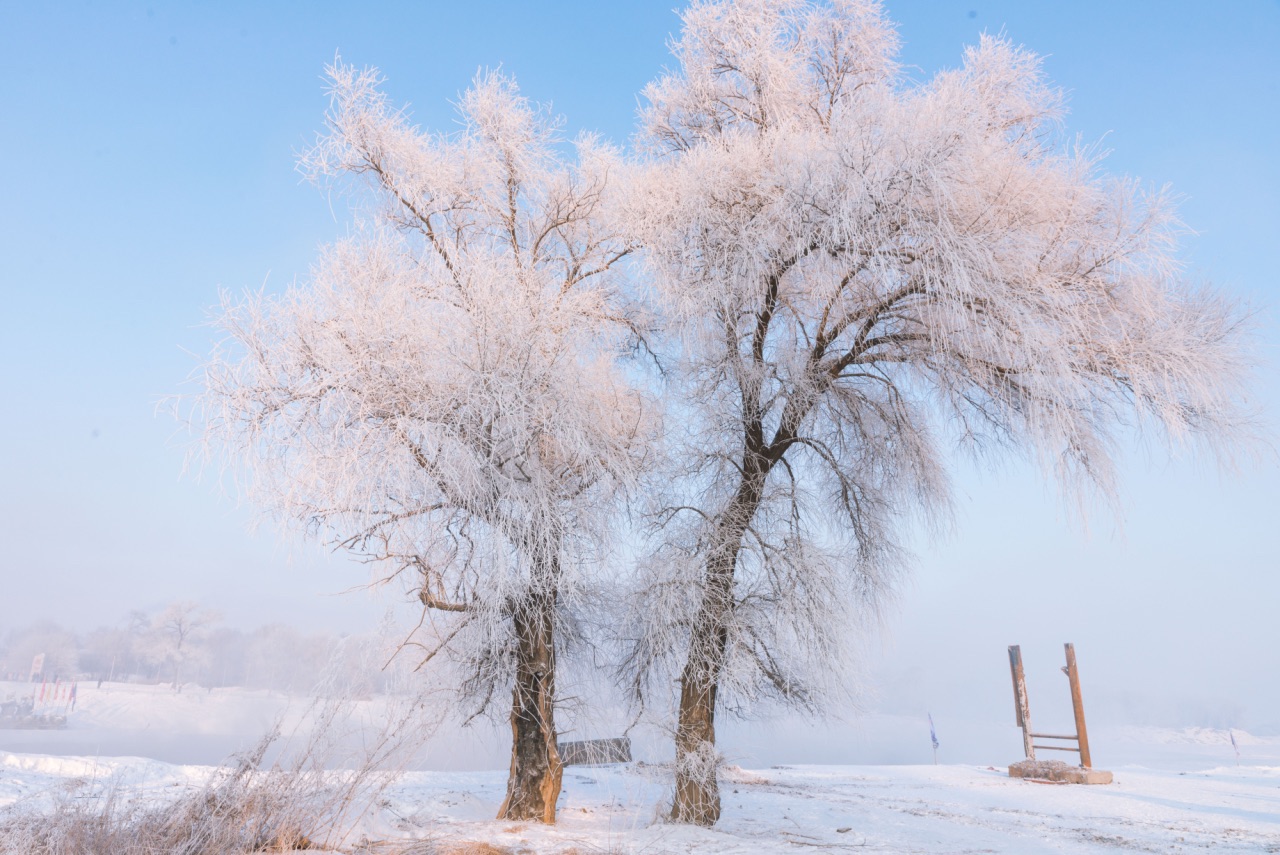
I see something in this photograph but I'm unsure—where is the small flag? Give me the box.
[929,713,940,751]
[1230,730,1240,763]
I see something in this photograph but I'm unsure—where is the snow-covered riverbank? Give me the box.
[3,680,1278,852]
[3,752,1278,853]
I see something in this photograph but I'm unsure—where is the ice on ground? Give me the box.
[7,680,1276,773]
[0,679,298,764]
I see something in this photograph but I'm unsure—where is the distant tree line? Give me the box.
[0,601,394,695]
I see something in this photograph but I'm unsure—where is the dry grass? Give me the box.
[356,837,637,855]
[0,737,323,853]
[358,842,519,855]
[435,845,517,855]
[0,691,434,854]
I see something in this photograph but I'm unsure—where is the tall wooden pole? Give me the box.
[1063,643,1092,769]
[1008,645,1035,760]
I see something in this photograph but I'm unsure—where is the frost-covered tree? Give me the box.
[622,0,1256,825]
[141,601,219,690]
[80,625,142,683]
[1,621,78,681]
[240,625,326,693]
[197,64,650,822]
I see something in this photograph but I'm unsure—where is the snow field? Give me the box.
[3,681,1280,852]
[3,754,1278,853]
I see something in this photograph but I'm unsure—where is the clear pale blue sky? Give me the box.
[1,2,1276,731]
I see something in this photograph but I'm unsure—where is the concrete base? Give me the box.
[1009,759,1113,785]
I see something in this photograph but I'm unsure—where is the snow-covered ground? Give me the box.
[380,762,1280,853]
[3,681,1279,852]
[4,754,1278,852]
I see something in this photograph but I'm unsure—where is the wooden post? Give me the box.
[1063,643,1092,768]
[1008,645,1035,760]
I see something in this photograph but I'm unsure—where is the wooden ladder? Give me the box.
[1007,643,1093,768]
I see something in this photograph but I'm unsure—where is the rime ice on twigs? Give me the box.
[199,62,652,824]
[623,0,1253,825]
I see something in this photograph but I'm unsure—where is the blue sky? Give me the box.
[0,1,1276,732]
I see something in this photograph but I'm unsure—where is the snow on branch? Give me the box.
[198,63,655,714]
[620,0,1259,729]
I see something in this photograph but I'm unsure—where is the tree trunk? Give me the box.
[670,460,768,825]
[497,589,563,823]
[670,582,730,825]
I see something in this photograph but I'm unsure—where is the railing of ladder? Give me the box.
[1008,643,1093,769]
